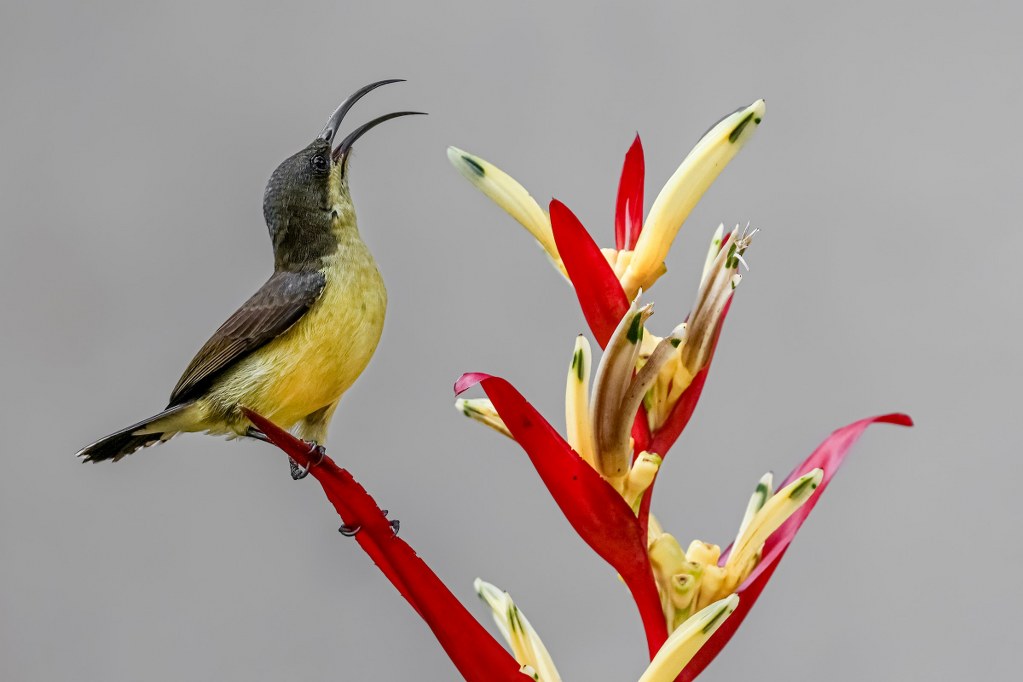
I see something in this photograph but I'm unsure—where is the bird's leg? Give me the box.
[290,402,336,480]
[290,442,326,480]
[247,426,323,480]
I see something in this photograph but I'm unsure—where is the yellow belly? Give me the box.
[203,251,386,433]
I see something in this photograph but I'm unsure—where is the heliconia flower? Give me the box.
[448,103,913,678]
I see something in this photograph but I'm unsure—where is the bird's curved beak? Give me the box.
[318,80,425,171]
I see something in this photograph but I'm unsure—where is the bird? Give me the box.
[77,80,423,478]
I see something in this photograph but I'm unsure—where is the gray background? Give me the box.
[0,1,1017,680]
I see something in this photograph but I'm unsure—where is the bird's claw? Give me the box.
[290,443,326,480]
[381,509,400,536]
[246,427,272,444]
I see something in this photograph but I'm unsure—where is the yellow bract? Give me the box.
[446,147,567,277]
[565,335,596,467]
[620,99,765,298]
[637,595,739,682]
[456,397,512,439]
[475,579,562,682]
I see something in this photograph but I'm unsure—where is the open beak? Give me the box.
[318,80,425,168]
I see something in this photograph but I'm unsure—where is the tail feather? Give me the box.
[77,403,193,463]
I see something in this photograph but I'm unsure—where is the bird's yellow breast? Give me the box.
[206,235,386,431]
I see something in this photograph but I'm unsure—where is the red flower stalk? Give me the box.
[242,408,524,682]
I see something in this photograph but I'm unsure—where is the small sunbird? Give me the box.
[78,80,422,477]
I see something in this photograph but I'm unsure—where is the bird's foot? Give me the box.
[338,510,400,538]
[290,442,326,480]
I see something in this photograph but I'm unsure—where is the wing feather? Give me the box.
[168,269,326,405]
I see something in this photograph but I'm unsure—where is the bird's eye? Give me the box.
[310,154,329,172]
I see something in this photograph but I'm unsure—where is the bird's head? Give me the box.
[262,80,423,270]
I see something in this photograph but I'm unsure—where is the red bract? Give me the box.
[241,408,524,682]
[648,367,711,458]
[549,199,629,349]
[678,413,914,681]
[454,373,670,656]
[615,135,645,251]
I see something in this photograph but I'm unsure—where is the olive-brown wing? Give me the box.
[168,269,326,406]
